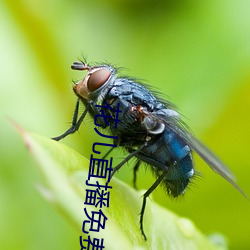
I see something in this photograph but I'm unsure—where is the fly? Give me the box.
[52,60,246,240]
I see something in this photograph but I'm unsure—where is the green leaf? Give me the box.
[18,126,227,250]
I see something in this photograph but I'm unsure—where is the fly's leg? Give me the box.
[102,147,115,160]
[110,143,146,179]
[133,160,141,189]
[52,99,88,141]
[52,99,109,141]
[106,148,141,188]
[140,172,167,240]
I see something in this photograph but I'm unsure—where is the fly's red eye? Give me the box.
[87,68,111,92]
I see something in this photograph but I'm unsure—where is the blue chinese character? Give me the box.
[86,180,112,191]
[84,188,110,208]
[95,101,121,128]
[92,142,117,154]
[82,208,108,233]
[80,235,104,250]
[88,155,113,182]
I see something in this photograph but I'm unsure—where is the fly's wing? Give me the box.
[150,110,247,198]
[182,131,248,198]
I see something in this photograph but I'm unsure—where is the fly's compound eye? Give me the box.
[87,68,111,92]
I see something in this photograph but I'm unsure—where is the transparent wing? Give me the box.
[148,110,247,198]
[169,121,247,198]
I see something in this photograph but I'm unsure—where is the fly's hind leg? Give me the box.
[133,160,141,189]
[140,172,167,240]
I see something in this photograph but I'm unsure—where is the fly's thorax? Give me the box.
[141,116,165,134]
[140,109,181,135]
[73,63,117,103]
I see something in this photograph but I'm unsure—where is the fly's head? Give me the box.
[72,61,116,101]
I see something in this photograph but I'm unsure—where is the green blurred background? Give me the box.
[1,0,250,249]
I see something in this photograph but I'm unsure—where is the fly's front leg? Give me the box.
[52,99,89,141]
[52,99,109,141]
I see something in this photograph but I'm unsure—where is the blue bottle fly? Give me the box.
[52,60,246,240]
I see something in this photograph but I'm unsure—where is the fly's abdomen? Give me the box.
[162,129,194,196]
[164,153,193,197]
[138,128,194,197]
